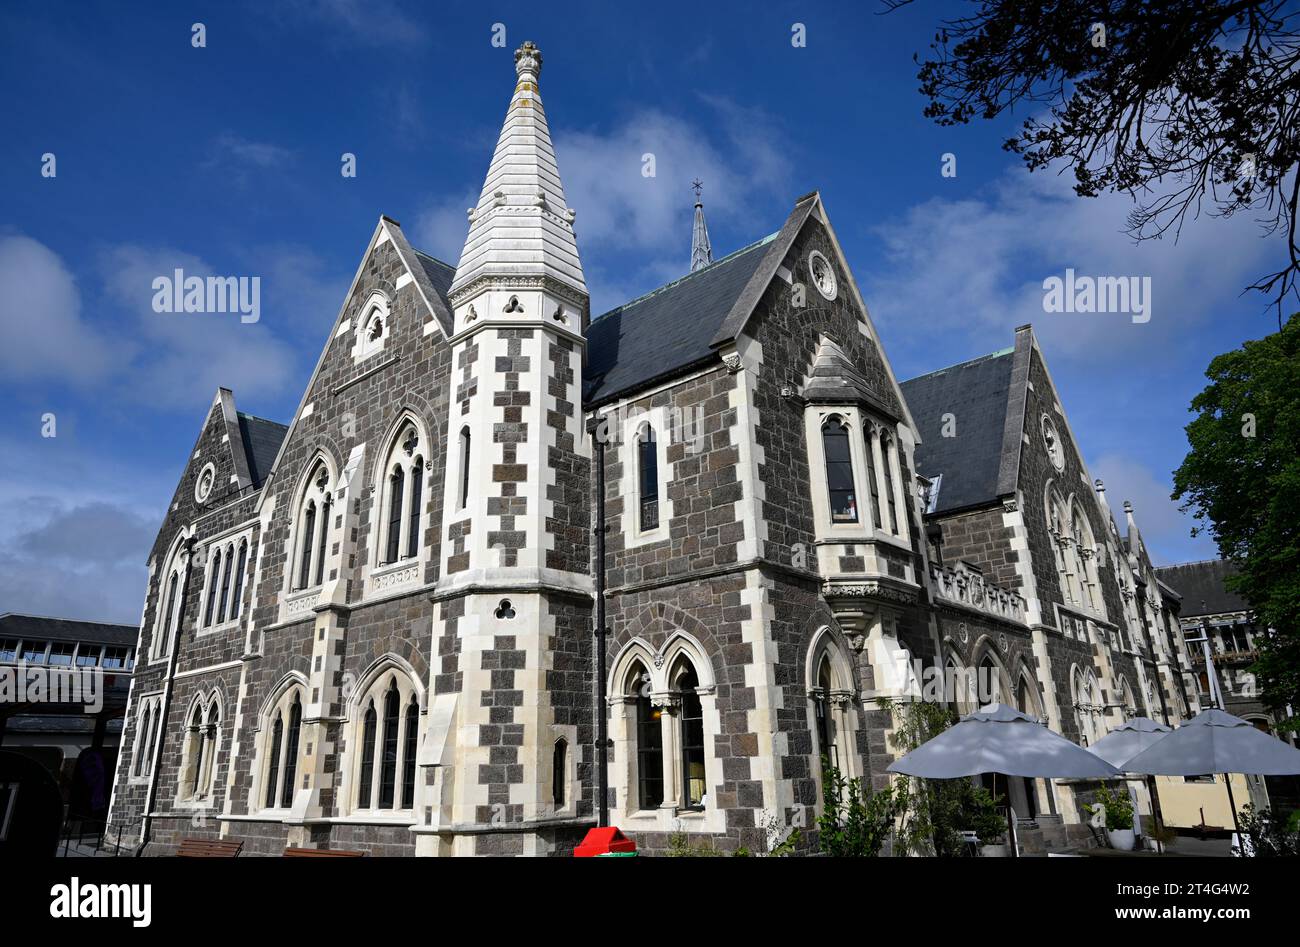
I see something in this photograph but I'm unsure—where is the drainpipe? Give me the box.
[139,534,194,854]
[586,416,609,827]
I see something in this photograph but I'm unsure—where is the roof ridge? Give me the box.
[1155,558,1235,570]
[905,346,1016,382]
[237,411,289,429]
[412,248,456,271]
[0,611,138,629]
[593,232,778,321]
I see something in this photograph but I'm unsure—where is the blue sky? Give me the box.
[0,1,1281,623]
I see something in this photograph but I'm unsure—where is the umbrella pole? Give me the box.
[1223,773,1243,849]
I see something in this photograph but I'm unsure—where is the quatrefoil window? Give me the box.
[503,296,524,314]
[495,599,516,620]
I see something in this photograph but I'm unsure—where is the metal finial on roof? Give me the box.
[690,180,713,272]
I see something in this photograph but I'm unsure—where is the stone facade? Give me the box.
[106,44,1200,856]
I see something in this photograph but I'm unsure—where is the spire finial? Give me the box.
[690,179,713,272]
[515,41,542,80]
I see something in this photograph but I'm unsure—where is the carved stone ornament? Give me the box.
[721,352,743,373]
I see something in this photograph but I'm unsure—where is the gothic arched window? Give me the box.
[552,738,567,807]
[674,661,706,810]
[637,422,660,532]
[351,666,421,813]
[821,417,857,522]
[292,460,333,591]
[377,423,426,567]
[261,685,305,810]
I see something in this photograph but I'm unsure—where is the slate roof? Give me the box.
[1154,560,1248,618]
[237,413,289,488]
[583,234,776,406]
[900,348,1016,515]
[413,250,456,305]
[0,613,138,647]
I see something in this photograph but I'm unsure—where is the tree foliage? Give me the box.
[816,762,898,857]
[888,0,1300,321]
[1172,314,1300,725]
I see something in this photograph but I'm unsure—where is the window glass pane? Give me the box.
[552,739,566,807]
[76,645,100,667]
[822,423,857,522]
[459,429,471,509]
[379,682,400,809]
[0,639,18,662]
[299,503,316,588]
[47,642,75,666]
[204,550,221,626]
[102,647,128,670]
[281,697,302,808]
[402,701,419,809]
[406,463,423,560]
[359,703,377,808]
[21,641,47,664]
[636,695,663,809]
[678,668,706,809]
[217,545,234,623]
[231,542,248,620]
[265,713,283,808]
[386,468,404,563]
[315,498,330,585]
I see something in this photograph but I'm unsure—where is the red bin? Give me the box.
[574,826,638,857]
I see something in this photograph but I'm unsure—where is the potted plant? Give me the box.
[1085,783,1135,851]
[969,787,1009,856]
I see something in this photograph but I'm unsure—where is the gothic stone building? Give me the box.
[106,42,1198,856]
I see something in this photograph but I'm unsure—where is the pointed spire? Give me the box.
[450,41,586,301]
[690,179,713,272]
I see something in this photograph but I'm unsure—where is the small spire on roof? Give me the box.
[690,179,713,273]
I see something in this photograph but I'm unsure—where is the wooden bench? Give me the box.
[283,846,365,857]
[177,837,243,858]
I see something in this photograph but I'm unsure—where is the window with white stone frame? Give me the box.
[178,692,221,803]
[807,628,858,794]
[289,457,335,594]
[257,682,305,811]
[609,636,720,827]
[368,417,430,594]
[200,533,251,631]
[149,534,188,663]
[1072,666,1105,746]
[1067,501,1104,617]
[1045,484,1079,608]
[347,663,423,815]
[618,409,672,549]
[354,291,390,362]
[130,694,163,782]
[805,408,910,543]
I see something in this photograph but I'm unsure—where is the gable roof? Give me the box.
[1154,560,1248,618]
[584,234,774,406]
[237,413,289,488]
[901,348,1016,515]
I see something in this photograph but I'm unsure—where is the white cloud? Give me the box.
[265,0,426,49]
[98,244,300,405]
[0,235,119,384]
[867,169,1278,368]
[206,132,293,171]
[413,190,477,264]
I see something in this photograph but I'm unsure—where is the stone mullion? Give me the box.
[870,433,892,535]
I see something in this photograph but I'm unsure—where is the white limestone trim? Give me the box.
[196,526,255,636]
[361,410,433,600]
[174,660,243,681]
[352,290,391,363]
[727,335,767,563]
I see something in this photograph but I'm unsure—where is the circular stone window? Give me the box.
[808,250,837,300]
[1042,416,1065,471]
[194,462,216,504]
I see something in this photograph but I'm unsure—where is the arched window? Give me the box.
[299,502,317,589]
[217,544,234,624]
[637,423,660,531]
[133,698,160,778]
[821,417,857,522]
[230,540,248,620]
[377,422,426,567]
[865,439,883,529]
[260,685,305,810]
[292,460,333,591]
[1046,487,1078,607]
[979,652,1005,705]
[880,432,899,534]
[812,653,838,775]
[631,663,663,810]
[351,665,421,812]
[674,661,706,810]
[186,703,205,796]
[204,549,222,627]
[552,738,567,808]
[458,427,472,510]
[1072,668,1103,746]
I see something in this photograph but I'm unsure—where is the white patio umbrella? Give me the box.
[1088,717,1172,769]
[1088,717,1173,852]
[1122,708,1300,841]
[887,704,1121,857]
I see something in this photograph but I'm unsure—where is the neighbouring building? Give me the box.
[0,613,137,830]
[105,42,1199,856]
